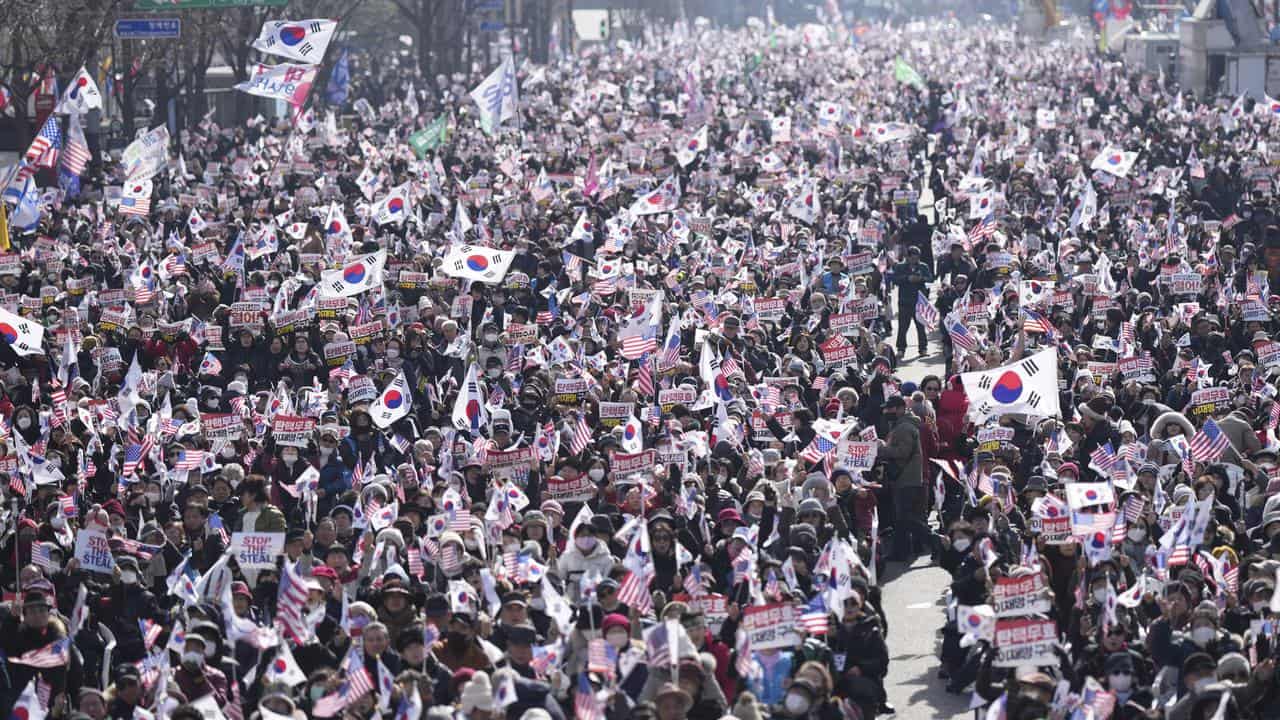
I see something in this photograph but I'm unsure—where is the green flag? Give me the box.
[893,57,926,92]
[409,115,450,159]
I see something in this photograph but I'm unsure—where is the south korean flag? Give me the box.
[320,250,387,298]
[252,19,337,65]
[0,306,44,356]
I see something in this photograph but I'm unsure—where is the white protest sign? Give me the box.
[230,532,286,570]
[75,529,116,573]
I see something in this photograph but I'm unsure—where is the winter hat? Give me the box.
[459,672,494,713]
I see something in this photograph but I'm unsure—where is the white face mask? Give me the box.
[607,630,629,649]
[16,417,31,430]
[145,492,162,504]
[502,542,520,553]
[576,537,597,552]
[1253,600,1268,613]
[1093,588,1108,604]
[784,692,811,716]
[1109,673,1132,693]
[952,537,971,552]
[320,447,334,459]
[1191,626,1215,647]
[528,597,546,611]
[221,447,236,459]
[282,452,298,464]
[464,538,479,551]
[1194,677,1213,693]
[486,368,501,379]
[51,516,66,530]
[484,333,499,344]
[120,570,138,585]
[386,348,400,359]
[588,468,605,481]
[181,651,204,667]
[1127,527,1146,542]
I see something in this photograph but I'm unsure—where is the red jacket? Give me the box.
[699,628,736,700]
[935,381,969,458]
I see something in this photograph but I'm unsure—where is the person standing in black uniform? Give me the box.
[889,246,934,356]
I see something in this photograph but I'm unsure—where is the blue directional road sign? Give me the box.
[114,18,181,39]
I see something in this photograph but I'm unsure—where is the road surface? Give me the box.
[879,342,977,719]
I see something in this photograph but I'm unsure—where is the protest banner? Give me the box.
[272,415,316,447]
[993,618,1057,667]
[230,532,285,570]
[75,530,116,573]
[741,602,800,650]
[993,575,1052,618]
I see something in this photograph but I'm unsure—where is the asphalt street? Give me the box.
[878,339,979,719]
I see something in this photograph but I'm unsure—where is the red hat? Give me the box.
[103,499,126,518]
[823,399,841,417]
[717,508,743,525]
[1058,462,1080,478]
[602,613,630,634]
[311,566,339,582]
[231,581,252,598]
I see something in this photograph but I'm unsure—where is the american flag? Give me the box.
[661,320,682,368]
[351,455,366,490]
[967,214,996,242]
[617,569,653,613]
[1268,401,1280,431]
[139,618,163,650]
[562,251,585,277]
[62,117,91,176]
[635,355,654,397]
[1224,562,1239,594]
[574,673,602,720]
[1119,321,1135,346]
[811,375,828,392]
[9,636,70,668]
[173,449,205,470]
[621,334,657,360]
[1090,442,1118,475]
[439,545,462,575]
[208,513,230,545]
[31,544,56,573]
[58,495,76,518]
[122,440,148,477]
[21,115,62,175]
[587,638,617,678]
[1122,495,1146,524]
[800,433,839,464]
[447,507,472,532]
[735,628,759,682]
[568,412,592,455]
[313,666,375,717]
[683,564,707,597]
[1189,418,1231,462]
[798,595,830,635]
[915,291,939,331]
[406,547,424,578]
[1020,308,1055,337]
[947,319,979,352]
[161,253,188,278]
[276,561,314,644]
[1168,545,1191,566]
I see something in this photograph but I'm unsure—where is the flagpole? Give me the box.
[262,10,359,186]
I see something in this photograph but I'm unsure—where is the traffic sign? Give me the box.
[133,0,287,8]
[479,21,506,31]
[115,19,181,39]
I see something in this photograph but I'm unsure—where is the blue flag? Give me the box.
[325,48,350,106]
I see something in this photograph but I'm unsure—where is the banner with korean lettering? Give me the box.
[993,618,1057,667]
[741,602,800,650]
[993,575,1052,618]
[272,415,316,448]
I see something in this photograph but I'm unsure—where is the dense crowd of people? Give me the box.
[4,8,1280,720]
